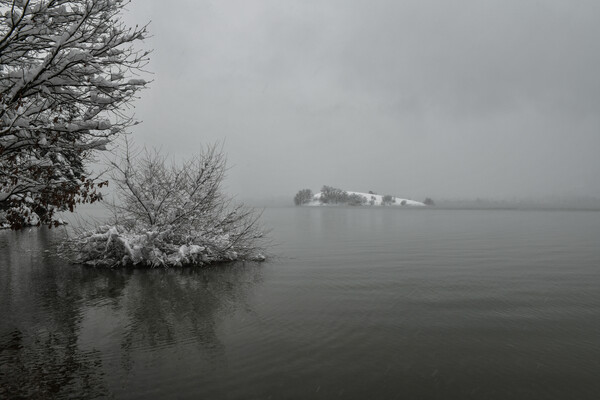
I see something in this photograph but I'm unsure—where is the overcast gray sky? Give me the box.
[122,0,600,201]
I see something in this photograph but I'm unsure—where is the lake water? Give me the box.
[1,207,599,399]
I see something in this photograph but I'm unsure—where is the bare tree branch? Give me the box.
[61,140,268,267]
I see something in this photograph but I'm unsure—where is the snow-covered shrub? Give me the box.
[61,141,266,267]
[0,210,10,229]
[381,195,395,205]
[0,203,40,229]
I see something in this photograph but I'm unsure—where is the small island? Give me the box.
[294,186,434,207]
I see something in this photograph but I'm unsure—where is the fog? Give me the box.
[122,0,600,203]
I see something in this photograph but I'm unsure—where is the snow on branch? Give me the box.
[61,139,268,267]
[1,0,150,229]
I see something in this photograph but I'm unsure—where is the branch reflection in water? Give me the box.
[0,228,264,399]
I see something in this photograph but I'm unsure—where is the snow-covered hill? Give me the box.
[307,191,426,206]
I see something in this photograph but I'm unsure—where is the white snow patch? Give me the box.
[308,190,426,207]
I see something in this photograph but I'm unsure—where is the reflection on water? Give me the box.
[0,229,107,399]
[1,209,600,399]
[0,228,263,399]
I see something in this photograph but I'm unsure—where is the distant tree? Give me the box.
[320,185,348,204]
[423,198,435,206]
[400,200,407,206]
[347,193,367,206]
[369,195,376,206]
[368,190,375,195]
[382,195,394,205]
[0,0,150,229]
[294,189,313,205]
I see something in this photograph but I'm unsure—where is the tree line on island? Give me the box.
[294,186,434,206]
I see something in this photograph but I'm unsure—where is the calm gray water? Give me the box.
[1,208,599,399]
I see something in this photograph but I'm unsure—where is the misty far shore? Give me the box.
[240,195,600,211]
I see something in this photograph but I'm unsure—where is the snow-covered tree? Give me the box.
[320,185,349,204]
[62,140,267,267]
[0,0,149,229]
[293,188,313,205]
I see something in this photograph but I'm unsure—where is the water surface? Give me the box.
[1,208,599,399]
